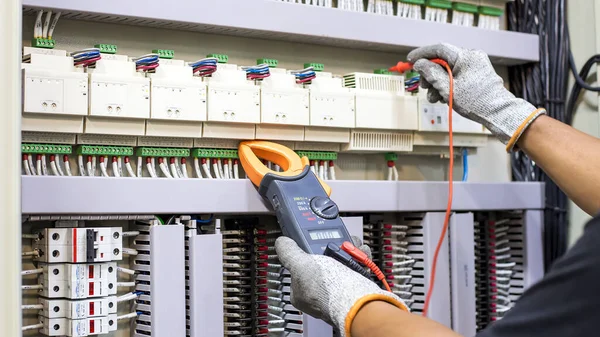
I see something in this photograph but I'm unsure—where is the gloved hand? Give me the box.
[275,236,409,337]
[407,43,546,151]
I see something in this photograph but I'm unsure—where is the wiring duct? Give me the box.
[507,0,569,270]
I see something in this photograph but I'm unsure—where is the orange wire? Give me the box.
[421,60,454,317]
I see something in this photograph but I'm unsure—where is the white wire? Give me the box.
[42,10,52,38]
[117,292,139,302]
[122,248,138,255]
[126,162,136,177]
[310,165,316,175]
[137,157,143,177]
[22,323,43,331]
[47,12,61,39]
[117,282,136,287]
[78,155,86,176]
[234,163,240,179]
[228,159,233,179]
[393,166,399,181]
[194,158,202,178]
[223,163,230,179]
[160,163,173,178]
[27,154,37,175]
[21,268,44,276]
[22,233,39,239]
[40,155,48,175]
[170,162,180,178]
[117,312,139,320]
[117,266,136,275]
[34,10,43,38]
[112,161,120,177]
[178,161,187,178]
[91,156,97,176]
[202,159,213,179]
[217,159,225,178]
[55,155,64,176]
[21,284,43,290]
[312,163,319,176]
[329,164,336,180]
[387,167,393,181]
[22,304,43,310]
[64,159,72,176]
[318,164,324,180]
[23,159,32,175]
[323,162,329,180]
[122,231,140,237]
[86,161,93,177]
[117,157,123,176]
[147,163,157,178]
[100,162,109,177]
[213,162,222,179]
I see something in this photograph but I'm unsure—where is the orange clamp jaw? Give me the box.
[238,141,331,196]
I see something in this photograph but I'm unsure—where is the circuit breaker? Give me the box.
[146,58,206,138]
[344,72,418,131]
[22,47,88,133]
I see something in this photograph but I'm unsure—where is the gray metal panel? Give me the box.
[523,210,545,288]
[342,216,364,242]
[21,176,545,214]
[449,213,476,336]
[303,315,333,337]
[21,0,538,65]
[150,225,186,336]
[422,212,452,328]
[189,234,224,337]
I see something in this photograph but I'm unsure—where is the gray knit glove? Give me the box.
[275,236,409,337]
[407,43,545,151]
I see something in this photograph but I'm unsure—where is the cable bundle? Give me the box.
[242,64,271,81]
[404,72,420,93]
[33,10,61,40]
[424,3,449,23]
[290,66,316,84]
[133,53,160,73]
[367,0,394,15]
[71,48,101,68]
[189,57,218,77]
[306,0,333,6]
[507,0,569,270]
[337,0,363,11]
[397,0,423,19]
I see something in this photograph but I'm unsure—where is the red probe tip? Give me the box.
[389,61,414,73]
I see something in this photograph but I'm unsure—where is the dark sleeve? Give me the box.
[476,215,600,337]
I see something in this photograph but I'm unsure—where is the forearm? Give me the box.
[518,115,600,215]
[351,301,461,337]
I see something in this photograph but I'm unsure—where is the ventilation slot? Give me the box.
[342,130,413,152]
[133,223,153,337]
[343,73,404,92]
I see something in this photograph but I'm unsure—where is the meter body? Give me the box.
[258,166,352,254]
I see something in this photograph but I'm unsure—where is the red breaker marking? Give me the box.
[73,228,77,263]
[90,302,95,316]
[89,282,94,296]
[90,320,95,334]
[89,265,94,279]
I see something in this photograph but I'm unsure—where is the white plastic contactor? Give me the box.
[308,72,355,128]
[259,68,309,126]
[344,72,418,131]
[146,58,206,138]
[33,227,123,263]
[21,47,88,133]
[39,262,118,299]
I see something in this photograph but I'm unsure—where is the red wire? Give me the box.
[422,60,454,317]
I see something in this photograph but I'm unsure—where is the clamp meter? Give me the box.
[239,141,353,254]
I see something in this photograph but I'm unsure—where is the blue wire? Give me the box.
[190,60,217,67]
[462,148,468,182]
[296,72,316,79]
[135,56,159,64]
[196,214,214,223]
[73,51,101,60]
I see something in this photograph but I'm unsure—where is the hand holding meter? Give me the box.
[238,140,352,254]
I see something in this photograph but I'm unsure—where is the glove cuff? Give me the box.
[343,293,409,337]
[505,108,546,152]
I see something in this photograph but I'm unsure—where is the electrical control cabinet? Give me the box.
[308,73,355,128]
[344,72,418,131]
[206,64,260,124]
[149,59,207,122]
[259,69,310,126]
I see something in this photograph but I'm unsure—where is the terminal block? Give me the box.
[296,151,338,161]
[22,143,72,155]
[478,5,504,17]
[33,227,123,263]
[207,53,228,64]
[94,44,117,54]
[153,49,175,59]
[257,58,278,68]
[426,0,452,9]
[304,62,324,72]
[39,314,118,336]
[192,148,238,159]
[385,152,398,161]
[136,147,190,157]
[39,262,118,299]
[32,38,56,49]
[77,145,134,157]
[374,68,392,75]
[39,297,118,319]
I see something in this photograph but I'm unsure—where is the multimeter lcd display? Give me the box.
[308,229,343,241]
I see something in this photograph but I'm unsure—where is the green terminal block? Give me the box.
[207,54,229,64]
[136,147,190,158]
[32,38,55,49]
[399,0,425,4]
[192,148,239,159]
[478,6,504,17]
[153,49,175,59]
[374,68,392,75]
[304,63,324,72]
[22,143,72,155]
[452,2,478,14]
[95,44,117,54]
[77,145,133,156]
[385,153,398,161]
[257,58,278,68]
[296,151,338,161]
[426,0,452,9]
